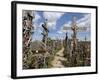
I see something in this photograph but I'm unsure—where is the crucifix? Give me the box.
[63,16,87,66]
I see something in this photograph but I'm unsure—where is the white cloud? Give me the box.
[32,12,41,30]
[57,31,63,34]
[32,12,43,34]
[59,21,72,35]
[43,12,64,29]
[77,14,91,28]
[33,12,41,22]
[63,21,71,27]
[62,14,91,32]
[77,14,91,32]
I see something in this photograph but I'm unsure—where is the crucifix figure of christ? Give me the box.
[71,16,78,66]
[63,16,87,67]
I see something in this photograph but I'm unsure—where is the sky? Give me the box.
[32,10,91,41]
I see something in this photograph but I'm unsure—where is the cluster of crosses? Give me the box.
[23,10,90,68]
[22,11,34,68]
[23,10,50,68]
[64,16,89,67]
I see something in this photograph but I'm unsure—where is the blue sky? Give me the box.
[32,11,91,41]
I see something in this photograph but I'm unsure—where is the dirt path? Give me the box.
[51,47,67,68]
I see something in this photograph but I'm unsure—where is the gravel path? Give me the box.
[51,47,67,68]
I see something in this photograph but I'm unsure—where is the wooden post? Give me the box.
[41,19,49,68]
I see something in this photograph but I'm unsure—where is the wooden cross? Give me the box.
[63,16,88,67]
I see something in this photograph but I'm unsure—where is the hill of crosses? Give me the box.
[22,10,91,69]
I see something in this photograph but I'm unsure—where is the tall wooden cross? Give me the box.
[41,19,49,50]
[63,16,88,66]
[41,19,49,68]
